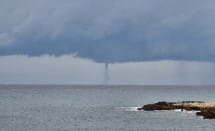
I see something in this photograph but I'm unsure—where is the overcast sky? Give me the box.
[0,0,215,84]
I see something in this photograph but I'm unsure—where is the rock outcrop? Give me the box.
[138,101,215,119]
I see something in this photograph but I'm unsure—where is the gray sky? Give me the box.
[0,0,215,84]
[0,0,215,62]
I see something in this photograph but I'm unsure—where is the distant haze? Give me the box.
[0,55,215,85]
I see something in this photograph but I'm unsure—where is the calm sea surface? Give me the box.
[0,85,215,131]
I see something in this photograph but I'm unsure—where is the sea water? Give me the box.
[0,85,215,131]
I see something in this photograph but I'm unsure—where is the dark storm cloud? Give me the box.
[0,0,215,63]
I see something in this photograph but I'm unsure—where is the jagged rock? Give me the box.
[138,101,215,119]
[196,109,215,119]
[138,101,175,111]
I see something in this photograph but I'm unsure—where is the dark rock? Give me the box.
[139,101,215,119]
[196,109,215,119]
[142,101,175,111]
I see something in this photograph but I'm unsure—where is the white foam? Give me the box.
[174,109,182,112]
[117,107,140,111]
[173,109,198,114]
[184,110,198,114]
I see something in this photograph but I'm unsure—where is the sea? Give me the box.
[0,85,215,131]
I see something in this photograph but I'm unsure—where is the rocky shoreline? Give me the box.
[138,101,215,119]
